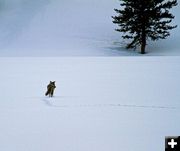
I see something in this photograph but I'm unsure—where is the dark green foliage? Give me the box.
[112,0,177,54]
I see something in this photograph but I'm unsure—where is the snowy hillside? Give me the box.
[0,0,179,56]
[0,57,180,151]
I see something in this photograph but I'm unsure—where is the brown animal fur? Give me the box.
[45,81,56,97]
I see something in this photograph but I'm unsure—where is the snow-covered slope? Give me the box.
[0,0,179,56]
[0,57,180,151]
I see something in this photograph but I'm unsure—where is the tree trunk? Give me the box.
[141,40,146,54]
[140,1,146,55]
[141,24,146,54]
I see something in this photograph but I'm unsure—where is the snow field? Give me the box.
[0,57,180,151]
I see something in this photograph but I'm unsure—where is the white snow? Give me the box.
[0,0,179,56]
[0,0,180,150]
[0,57,180,151]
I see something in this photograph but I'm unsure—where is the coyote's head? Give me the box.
[50,81,55,85]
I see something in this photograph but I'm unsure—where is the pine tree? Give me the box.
[112,0,178,54]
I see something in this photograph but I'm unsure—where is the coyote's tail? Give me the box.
[45,91,49,96]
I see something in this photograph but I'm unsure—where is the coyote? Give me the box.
[45,81,56,97]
